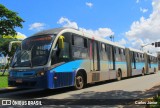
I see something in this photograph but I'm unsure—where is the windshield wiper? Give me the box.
[12,50,28,68]
[29,45,34,67]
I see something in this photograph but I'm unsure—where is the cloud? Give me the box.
[29,22,46,31]
[79,28,114,38]
[57,17,78,29]
[136,0,140,3]
[125,0,160,54]
[86,2,93,8]
[17,32,27,39]
[57,17,114,38]
[131,39,144,49]
[116,38,127,46]
[140,7,148,13]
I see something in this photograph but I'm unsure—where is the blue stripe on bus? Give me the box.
[49,59,86,89]
[51,60,129,73]
[132,62,145,69]
[51,60,84,73]
[150,63,158,68]
[115,61,127,65]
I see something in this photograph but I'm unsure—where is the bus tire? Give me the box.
[154,68,156,73]
[74,73,84,90]
[142,68,145,76]
[117,69,122,81]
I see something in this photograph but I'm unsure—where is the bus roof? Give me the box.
[128,47,144,53]
[31,27,158,52]
[31,27,125,49]
[31,28,66,36]
[147,53,157,57]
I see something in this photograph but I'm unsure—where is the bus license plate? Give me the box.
[16,79,22,83]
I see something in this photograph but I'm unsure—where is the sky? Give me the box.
[0,0,160,55]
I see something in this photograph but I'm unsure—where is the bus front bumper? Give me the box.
[8,76,48,89]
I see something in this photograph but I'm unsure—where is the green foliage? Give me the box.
[0,72,8,88]
[0,37,21,57]
[0,4,24,36]
[150,95,160,108]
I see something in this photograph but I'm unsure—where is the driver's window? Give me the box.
[51,33,71,65]
[59,42,69,59]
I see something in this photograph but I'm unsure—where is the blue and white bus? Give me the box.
[8,28,158,89]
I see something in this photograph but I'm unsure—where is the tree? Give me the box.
[0,37,21,57]
[0,4,24,36]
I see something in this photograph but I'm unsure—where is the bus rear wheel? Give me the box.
[74,73,84,90]
[154,68,156,73]
[142,69,145,76]
[117,70,122,81]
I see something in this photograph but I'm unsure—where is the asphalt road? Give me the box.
[0,71,160,100]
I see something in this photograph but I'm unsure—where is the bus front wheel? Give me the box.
[74,73,84,90]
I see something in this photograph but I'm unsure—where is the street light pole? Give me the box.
[110,35,114,42]
[141,43,153,51]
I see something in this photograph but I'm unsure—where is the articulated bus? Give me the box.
[126,48,146,76]
[8,28,158,89]
[146,53,158,74]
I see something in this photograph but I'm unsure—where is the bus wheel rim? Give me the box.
[76,76,83,88]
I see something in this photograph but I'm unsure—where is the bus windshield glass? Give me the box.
[11,35,55,67]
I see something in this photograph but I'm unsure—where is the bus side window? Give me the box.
[124,49,125,55]
[121,49,126,61]
[101,43,107,60]
[106,45,112,62]
[115,47,120,61]
[72,34,88,59]
[119,48,121,54]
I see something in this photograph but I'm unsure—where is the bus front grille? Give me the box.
[54,72,73,88]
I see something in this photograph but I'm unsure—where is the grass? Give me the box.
[149,94,160,108]
[0,72,8,88]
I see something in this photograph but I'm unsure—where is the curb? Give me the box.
[0,87,16,91]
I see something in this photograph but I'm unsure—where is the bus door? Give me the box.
[89,39,100,81]
[92,41,100,71]
[148,56,151,68]
[132,52,136,69]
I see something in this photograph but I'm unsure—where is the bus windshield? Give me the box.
[11,35,55,67]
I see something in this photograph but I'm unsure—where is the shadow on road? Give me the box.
[0,77,160,107]
[0,74,159,100]
[1,83,160,99]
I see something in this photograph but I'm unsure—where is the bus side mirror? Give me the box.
[58,35,65,49]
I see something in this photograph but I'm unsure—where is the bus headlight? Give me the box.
[37,71,45,76]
